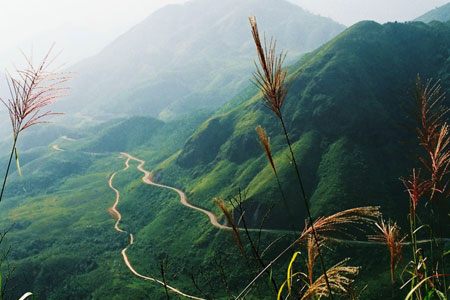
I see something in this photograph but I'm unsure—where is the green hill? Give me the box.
[159,20,450,229]
[415,2,450,22]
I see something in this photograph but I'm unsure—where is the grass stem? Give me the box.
[0,137,17,204]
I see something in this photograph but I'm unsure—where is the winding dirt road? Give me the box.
[109,152,450,298]
[61,136,76,142]
[120,152,230,231]
[108,154,206,300]
[52,144,64,151]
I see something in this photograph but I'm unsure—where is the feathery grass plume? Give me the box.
[249,16,289,119]
[214,198,245,257]
[413,75,450,188]
[299,206,381,241]
[235,206,379,299]
[255,125,298,232]
[368,219,407,283]
[249,15,337,297]
[401,169,431,214]
[306,235,320,285]
[0,47,70,204]
[255,125,275,172]
[1,48,69,139]
[428,123,450,187]
[301,259,359,300]
[410,75,450,298]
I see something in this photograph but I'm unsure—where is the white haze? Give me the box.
[0,0,187,70]
[0,0,448,70]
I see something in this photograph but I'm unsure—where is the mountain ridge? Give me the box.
[415,2,450,22]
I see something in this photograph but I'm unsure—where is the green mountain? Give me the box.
[415,2,450,22]
[160,20,450,228]
[58,0,344,122]
[2,19,450,300]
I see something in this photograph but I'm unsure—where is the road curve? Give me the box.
[120,152,230,231]
[52,145,64,151]
[108,155,205,300]
[61,136,76,141]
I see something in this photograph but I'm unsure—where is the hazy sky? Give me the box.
[0,0,185,70]
[0,0,449,70]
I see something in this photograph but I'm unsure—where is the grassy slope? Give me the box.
[161,21,450,228]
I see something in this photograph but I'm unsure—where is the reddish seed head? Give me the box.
[0,47,70,139]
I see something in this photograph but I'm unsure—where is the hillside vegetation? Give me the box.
[162,20,450,229]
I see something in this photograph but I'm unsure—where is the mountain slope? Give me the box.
[415,2,450,22]
[158,20,450,230]
[59,0,344,122]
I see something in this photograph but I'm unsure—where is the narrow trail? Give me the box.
[61,136,76,142]
[120,152,230,230]
[52,136,76,152]
[52,144,64,152]
[108,154,206,300]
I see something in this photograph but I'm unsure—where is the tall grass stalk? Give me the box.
[0,138,17,203]
[255,125,297,233]
[368,219,406,284]
[226,191,280,295]
[248,16,334,299]
[0,48,68,299]
[402,75,450,298]
[0,48,69,204]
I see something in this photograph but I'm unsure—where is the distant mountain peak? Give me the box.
[415,2,450,22]
[60,0,345,123]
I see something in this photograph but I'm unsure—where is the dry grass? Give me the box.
[301,259,359,300]
[214,198,245,257]
[306,235,320,285]
[249,16,290,119]
[368,219,406,283]
[299,206,381,241]
[255,125,276,173]
[401,169,430,214]
[413,75,450,195]
[0,47,69,139]
[0,47,70,203]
